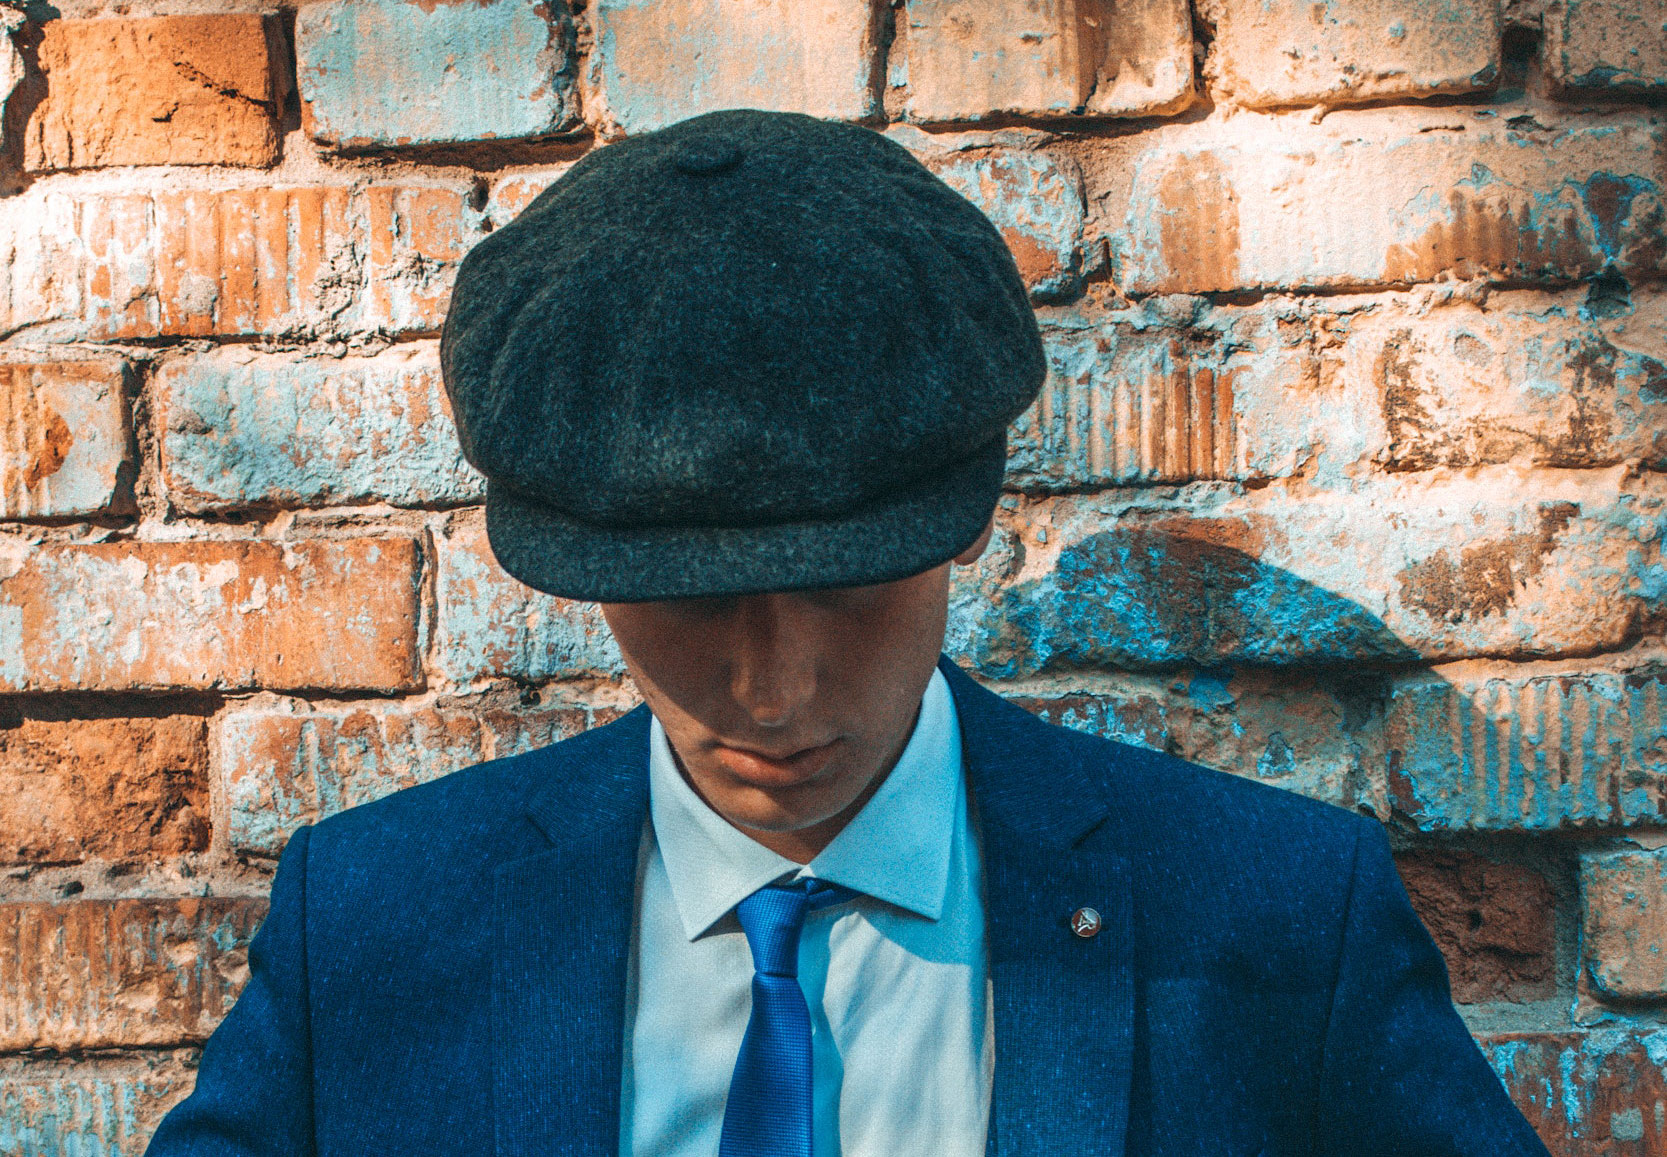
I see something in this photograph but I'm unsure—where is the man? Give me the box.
[146,110,1550,1156]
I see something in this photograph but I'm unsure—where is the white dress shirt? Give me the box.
[619,667,993,1157]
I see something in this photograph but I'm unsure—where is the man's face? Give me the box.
[599,522,992,860]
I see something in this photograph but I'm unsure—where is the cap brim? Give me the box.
[484,436,1006,602]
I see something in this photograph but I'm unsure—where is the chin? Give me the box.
[723,787,849,835]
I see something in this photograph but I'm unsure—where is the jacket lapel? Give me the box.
[938,657,1136,1157]
[492,663,1135,1157]
[493,704,652,1157]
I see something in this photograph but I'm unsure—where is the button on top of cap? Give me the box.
[671,139,744,176]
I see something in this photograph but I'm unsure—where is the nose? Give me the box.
[729,593,818,729]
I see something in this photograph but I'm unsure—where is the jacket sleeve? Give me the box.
[145,824,316,1157]
[1312,818,1551,1156]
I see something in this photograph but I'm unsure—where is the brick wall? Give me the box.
[0,0,1661,1151]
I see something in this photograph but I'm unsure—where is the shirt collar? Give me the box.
[647,666,963,941]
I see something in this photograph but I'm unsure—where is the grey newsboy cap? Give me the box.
[440,108,1045,602]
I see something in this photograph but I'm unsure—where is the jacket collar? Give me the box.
[495,656,1134,1157]
[934,654,1111,846]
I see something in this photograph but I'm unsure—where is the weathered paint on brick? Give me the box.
[1109,116,1666,295]
[1009,668,1371,807]
[0,899,264,1050]
[1015,305,1267,488]
[0,356,132,519]
[1381,660,1667,830]
[1545,0,1667,94]
[432,512,623,685]
[0,1051,197,1157]
[1202,0,1500,109]
[1393,850,1556,1003]
[218,696,600,857]
[0,184,485,342]
[1345,293,1667,473]
[0,538,423,693]
[950,473,1667,676]
[933,150,1084,301]
[297,0,577,150]
[1582,849,1667,999]
[0,715,208,865]
[488,166,576,225]
[1484,1031,1667,1154]
[1017,289,1667,487]
[594,0,881,133]
[24,15,283,170]
[897,0,1193,122]
[157,344,482,513]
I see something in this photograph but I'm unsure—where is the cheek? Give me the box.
[832,578,950,688]
[603,613,713,705]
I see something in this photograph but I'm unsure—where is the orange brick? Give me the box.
[1108,114,1665,295]
[0,715,209,865]
[1203,0,1499,108]
[1546,0,1667,94]
[24,15,285,171]
[0,184,481,341]
[432,513,623,685]
[1393,850,1556,1004]
[0,899,265,1050]
[0,355,133,519]
[1581,850,1667,999]
[0,538,423,693]
[898,0,1194,121]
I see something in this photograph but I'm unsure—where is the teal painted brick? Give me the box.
[1382,660,1667,830]
[933,150,1084,302]
[218,696,605,857]
[0,1052,197,1157]
[296,0,577,149]
[0,900,264,1051]
[432,512,625,686]
[157,344,482,513]
[1480,1030,1667,1149]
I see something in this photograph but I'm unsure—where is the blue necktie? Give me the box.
[719,878,856,1157]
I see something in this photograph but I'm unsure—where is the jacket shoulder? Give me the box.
[1061,719,1372,856]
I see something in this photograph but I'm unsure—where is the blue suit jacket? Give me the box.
[148,656,1549,1156]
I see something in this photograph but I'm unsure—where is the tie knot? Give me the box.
[733,879,856,978]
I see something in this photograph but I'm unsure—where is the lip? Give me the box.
[712,737,843,787]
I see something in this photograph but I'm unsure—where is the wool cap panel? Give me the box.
[440,108,1045,601]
